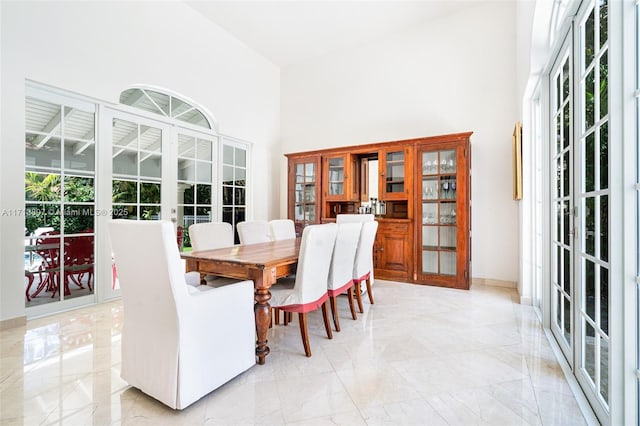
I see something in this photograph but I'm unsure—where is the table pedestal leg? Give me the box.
[255,288,271,365]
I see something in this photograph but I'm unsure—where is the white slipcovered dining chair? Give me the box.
[335,213,374,223]
[270,223,337,357]
[188,222,237,286]
[269,219,296,240]
[353,220,379,313]
[237,220,272,245]
[336,214,376,298]
[189,221,234,251]
[327,222,362,332]
[108,219,255,410]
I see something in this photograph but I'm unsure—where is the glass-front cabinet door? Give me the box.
[288,155,321,236]
[380,147,410,200]
[324,154,347,200]
[417,138,470,289]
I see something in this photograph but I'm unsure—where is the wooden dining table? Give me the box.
[181,238,301,365]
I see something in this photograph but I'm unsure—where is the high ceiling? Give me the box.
[186,1,488,68]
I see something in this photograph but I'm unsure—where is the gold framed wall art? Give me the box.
[512,122,523,200]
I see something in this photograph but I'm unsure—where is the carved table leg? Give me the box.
[254,288,272,365]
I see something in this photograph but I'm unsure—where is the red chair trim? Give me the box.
[327,279,354,297]
[354,271,370,283]
[278,293,329,314]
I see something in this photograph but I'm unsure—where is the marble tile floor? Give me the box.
[0,280,588,425]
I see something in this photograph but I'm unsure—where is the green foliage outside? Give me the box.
[24,173,94,235]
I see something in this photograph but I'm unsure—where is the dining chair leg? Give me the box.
[354,283,364,314]
[366,277,374,304]
[321,301,333,340]
[347,286,357,320]
[298,312,311,357]
[273,308,280,325]
[329,295,340,332]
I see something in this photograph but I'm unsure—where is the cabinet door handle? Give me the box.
[379,247,384,252]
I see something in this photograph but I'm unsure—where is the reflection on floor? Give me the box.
[25,274,94,307]
[1,281,588,425]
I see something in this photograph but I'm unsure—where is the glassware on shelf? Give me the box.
[451,181,456,199]
[441,181,449,199]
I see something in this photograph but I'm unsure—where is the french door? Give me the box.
[549,1,610,422]
[24,83,249,317]
[102,108,173,300]
[550,38,574,361]
[102,108,221,299]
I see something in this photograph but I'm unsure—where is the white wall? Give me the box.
[280,2,520,283]
[0,1,280,322]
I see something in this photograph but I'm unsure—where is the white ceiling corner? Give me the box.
[185,1,485,68]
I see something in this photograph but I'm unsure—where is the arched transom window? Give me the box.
[119,87,214,130]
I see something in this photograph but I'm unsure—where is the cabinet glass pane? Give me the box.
[296,164,304,182]
[422,250,438,274]
[440,202,456,225]
[328,158,344,168]
[422,203,437,225]
[330,183,343,195]
[440,176,457,200]
[440,227,456,250]
[295,183,303,202]
[422,152,438,175]
[385,151,404,193]
[440,252,456,275]
[304,185,315,202]
[422,226,438,249]
[305,204,316,222]
[422,178,438,200]
[439,150,456,173]
[305,163,315,179]
[328,157,345,196]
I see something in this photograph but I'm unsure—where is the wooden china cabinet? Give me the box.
[285,131,471,289]
[416,134,471,289]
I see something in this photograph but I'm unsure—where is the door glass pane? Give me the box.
[26,138,62,170]
[177,134,216,248]
[585,259,596,320]
[221,143,248,243]
[25,95,96,309]
[600,267,609,335]
[178,158,195,181]
[196,162,212,182]
[140,182,160,204]
[574,2,610,415]
[113,149,137,176]
[585,132,595,192]
[140,153,161,178]
[550,47,572,357]
[584,321,596,382]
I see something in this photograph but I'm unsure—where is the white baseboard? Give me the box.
[519,296,533,305]
[0,315,26,330]
[472,277,517,289]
